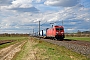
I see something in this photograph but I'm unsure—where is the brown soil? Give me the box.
[0,41,26,60]
[0,40,15,45]
[0,37,41,60]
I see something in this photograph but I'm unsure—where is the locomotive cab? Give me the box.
[46,25,65,40]
[55,26,65,40]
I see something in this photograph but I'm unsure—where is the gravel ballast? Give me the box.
[42,39,90,58]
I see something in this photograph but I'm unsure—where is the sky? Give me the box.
[0,0,90,34]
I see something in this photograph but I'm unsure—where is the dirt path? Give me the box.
[0,38,40,60]
[16,38,39,60]
[0,41,26,60]
[13,37,49,60]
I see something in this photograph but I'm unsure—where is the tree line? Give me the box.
[0,33,30,37]
[65,31,90,37]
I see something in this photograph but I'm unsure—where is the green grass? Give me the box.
[12,37,89,60]
[33,38,89,60]
[12,41,27,60]
[65,37,90,41]
[0,41,16,49]
[0,37,28,49]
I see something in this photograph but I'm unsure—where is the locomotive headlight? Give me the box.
[56,32,58,34]
[61,32,64,34]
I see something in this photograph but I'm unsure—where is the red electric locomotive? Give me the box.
[46,26,65,40]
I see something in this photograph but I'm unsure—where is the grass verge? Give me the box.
[33,38,89,60]
[65,37,90,42]
[12,41,28,60]
[12,38,37,60]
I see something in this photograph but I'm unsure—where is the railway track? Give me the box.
[41,38,90,58]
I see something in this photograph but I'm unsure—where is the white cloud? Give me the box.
[67,28,75,31]
[0,0,39,12]
[0,0,90,33]
[44,0,80,7]
[12,0,32,4]
[11,0,33,8]
[0,6,90,33]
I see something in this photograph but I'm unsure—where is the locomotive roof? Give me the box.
[54,26,63,27]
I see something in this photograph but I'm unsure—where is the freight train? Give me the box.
[38,25,65,40]
[46,26,65,40]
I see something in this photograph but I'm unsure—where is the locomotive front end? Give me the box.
[55,26,65,40]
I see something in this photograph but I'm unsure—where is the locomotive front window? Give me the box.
[56,28,63,31]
